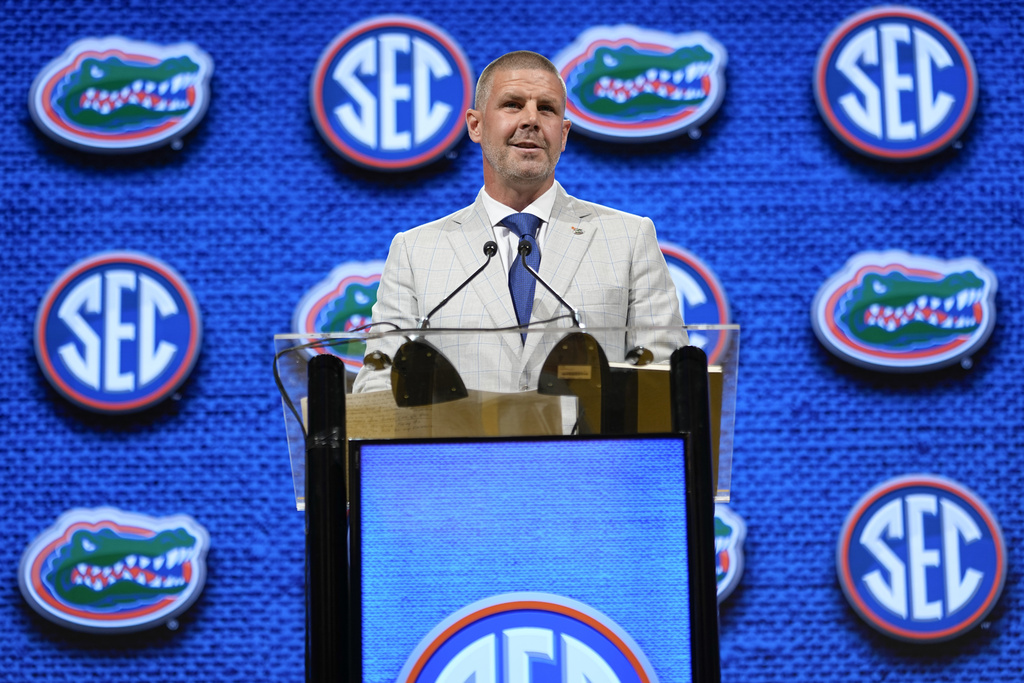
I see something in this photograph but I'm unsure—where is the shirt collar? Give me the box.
[480,181,560,229]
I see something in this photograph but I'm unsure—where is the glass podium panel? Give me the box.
[274,324,739,510]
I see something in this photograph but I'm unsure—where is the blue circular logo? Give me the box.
[398,593,660,682]
[814,7,977,160]
[660,242,730,364]
[837,475,1006,642]
[34,252,202,413]
[310,15,473,170]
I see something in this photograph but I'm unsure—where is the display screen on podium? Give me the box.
[349,434,716,682]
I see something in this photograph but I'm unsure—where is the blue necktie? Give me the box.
[501,213,542,341]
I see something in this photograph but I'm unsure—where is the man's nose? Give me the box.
[519,103,540,127]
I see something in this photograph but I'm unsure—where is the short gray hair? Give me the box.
[474,51,567,110]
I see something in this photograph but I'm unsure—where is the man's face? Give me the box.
[467,68,571,193]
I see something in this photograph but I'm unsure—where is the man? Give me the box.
[353,51,684,394]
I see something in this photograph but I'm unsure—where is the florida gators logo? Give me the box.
[811,251,996,372]
[34,251,202,413]
[814,7,977,160]
[292,260,384,370]
[837,475,1005,642]
[397,592,660,682]
[29,36,214,153]
[553,25,727,142]
[660,242,731,364]
[19,507,210,633]
[310,15,473,170]
[715,504,747,604]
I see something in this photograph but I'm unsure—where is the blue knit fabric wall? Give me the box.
[2,0,1022,680]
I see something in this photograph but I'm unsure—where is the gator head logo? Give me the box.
[812,251,997,372]
[660,242,731,364]
[553,25,727,142]
[19,507,210,632]
[29,36,214,152]
[292,261,385,370]
[715,504,747,604]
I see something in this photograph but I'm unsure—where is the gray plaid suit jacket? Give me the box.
[353,183,686,393]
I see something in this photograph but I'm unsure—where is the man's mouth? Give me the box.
[512,141,544,152]
[510,139,543,150]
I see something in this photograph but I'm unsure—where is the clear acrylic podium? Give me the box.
[273,324,738,682]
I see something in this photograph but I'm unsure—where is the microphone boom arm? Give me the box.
[519,240,583,328]
[419,241,498,329]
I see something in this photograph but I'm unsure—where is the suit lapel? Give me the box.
[447,194,520,334]
[537,188,594,304]
[521,186,595,365]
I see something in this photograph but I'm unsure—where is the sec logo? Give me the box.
[310,15,473,170]
[837,475,1006,642]
[814,7,977,160]
[552,25,727,142]
[29,36,214,153]
[19,507,210,633]
[291,260,384,370]
[397,592,660,682]
[811,251,997,372]
[660,242,730,364]
[34,251,202,413]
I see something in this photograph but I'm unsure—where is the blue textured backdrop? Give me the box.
[2,0,1022,681]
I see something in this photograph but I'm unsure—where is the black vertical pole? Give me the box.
[306,354,348,683]
[670,346,721,683]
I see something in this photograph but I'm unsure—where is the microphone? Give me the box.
[418,241,499,329]
[517,240,607,434]
[625,346,654,366]
[517,240,583,328]
[389,240,498,407]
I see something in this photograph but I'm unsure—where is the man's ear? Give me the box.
[466,108,482,142]
[560,118,571,151]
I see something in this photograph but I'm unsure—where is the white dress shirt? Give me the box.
[478,182,559,274]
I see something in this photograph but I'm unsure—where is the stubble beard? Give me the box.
[482,136,560,187]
